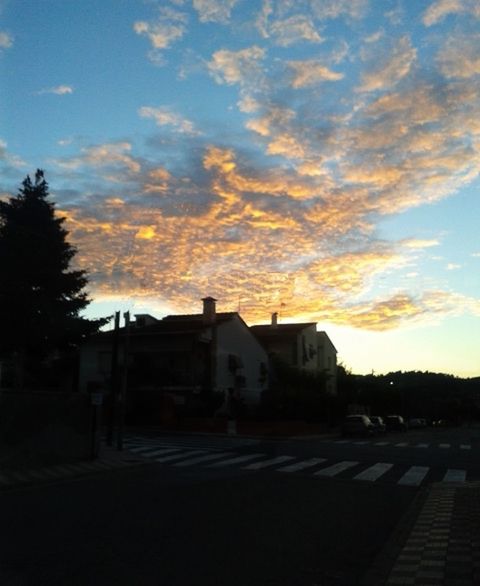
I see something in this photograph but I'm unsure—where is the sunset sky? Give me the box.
[1,0,479,377]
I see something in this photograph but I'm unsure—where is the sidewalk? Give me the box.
[0,443,151,491]
[366,481,480,585]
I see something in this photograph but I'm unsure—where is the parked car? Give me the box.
[369,416,386,434]
[408,417,427,428]
[341,414,375,437]
[385,415,408,432]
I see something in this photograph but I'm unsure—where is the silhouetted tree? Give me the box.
[0,170,107,388]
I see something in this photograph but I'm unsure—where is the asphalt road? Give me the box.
[2,425,476,586]
[1,455,416,586]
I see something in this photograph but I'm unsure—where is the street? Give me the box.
[2,425,479,586]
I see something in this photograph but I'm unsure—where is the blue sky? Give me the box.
[1,0,479,376]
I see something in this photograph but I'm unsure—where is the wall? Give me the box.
[216,316,269,405]
[317,331,338,395]
[0,390,94,470]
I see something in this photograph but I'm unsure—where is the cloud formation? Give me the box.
[288,59,344,87]
[139,106,198,135]
[423,0,480,27]
[4,0,479,339]
[193,0,239,23]
[134,6,187,64]
[0,31,13,50]
[37,85,74,95]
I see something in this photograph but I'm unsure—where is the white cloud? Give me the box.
[133,6,187,63]
[358,36,417,92]
[423,0,480,27]
[38,85,74,95]
[56,142,141,174]
[265,14,323,46]
[193,0,238,24]
[208,46,266,86]
[364,29,384,44]
[402,238,440,249]
[138,106,198,135]
[437,33,480,79]
[288,60,344,88]
[0,31,13,50]
[310,0,369,21]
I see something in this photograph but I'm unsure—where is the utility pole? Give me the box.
[106,311,120,446]
[117,311,130,451]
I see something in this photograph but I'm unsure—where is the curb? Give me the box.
[361,485,430,585]
[0,449,152,492]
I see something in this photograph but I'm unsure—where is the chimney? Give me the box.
[202,296,217,323]
[271,312,278,327]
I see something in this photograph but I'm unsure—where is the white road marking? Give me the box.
[439,443,450,449]
[154,450,206,463]
[174,452,233,467]
[374,442,389,446]
[127,445,162,453]
[208,453,266,467]
[277,458,327,473]
[460,444,471,450]
[395,443,408,447]
[139,448,182,457]
[416,443,429,448]
[398,466,429,486]
[354,462,393,482]
[243,456,295,470]
[314,461,359,477]
[443,469,466,482]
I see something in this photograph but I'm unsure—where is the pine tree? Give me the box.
[0,170,107,388]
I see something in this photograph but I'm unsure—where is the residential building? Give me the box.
[251,313,337,394]
[78,298,269,416]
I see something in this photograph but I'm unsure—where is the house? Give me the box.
[78,298,269,417]
[250,313,337,394]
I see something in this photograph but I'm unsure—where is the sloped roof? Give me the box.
[163,312,237,324]
[90,312,238,341]
[250,322,317,337]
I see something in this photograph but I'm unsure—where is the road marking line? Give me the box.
[398,466,429,486]
[460,444,471,450]
[243,456,295,470]
[354,462,393,482]
[374,442,389,446]
[174,452,233,467]
[154,450,206,463]
[443,469,466,482]
[439,443,450,449]
[208,453,266,467]
[139,448,182,457]
[314,461,359,477]
[127,445,165,453]
[395,443,408,447]
[353,441,369,445]
[416,443,429,448]
[277,458,327,473]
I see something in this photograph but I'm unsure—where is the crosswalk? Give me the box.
[325,439,473,450]
[122,437,470,487]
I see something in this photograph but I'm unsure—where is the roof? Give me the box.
[163,312,237,324]
[250,322,317,337]
[90,312,238,341]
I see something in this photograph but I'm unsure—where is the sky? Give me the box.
[1,0,479,377]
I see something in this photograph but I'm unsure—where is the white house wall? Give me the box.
[216,317,269,406]
[296,325,318,372]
